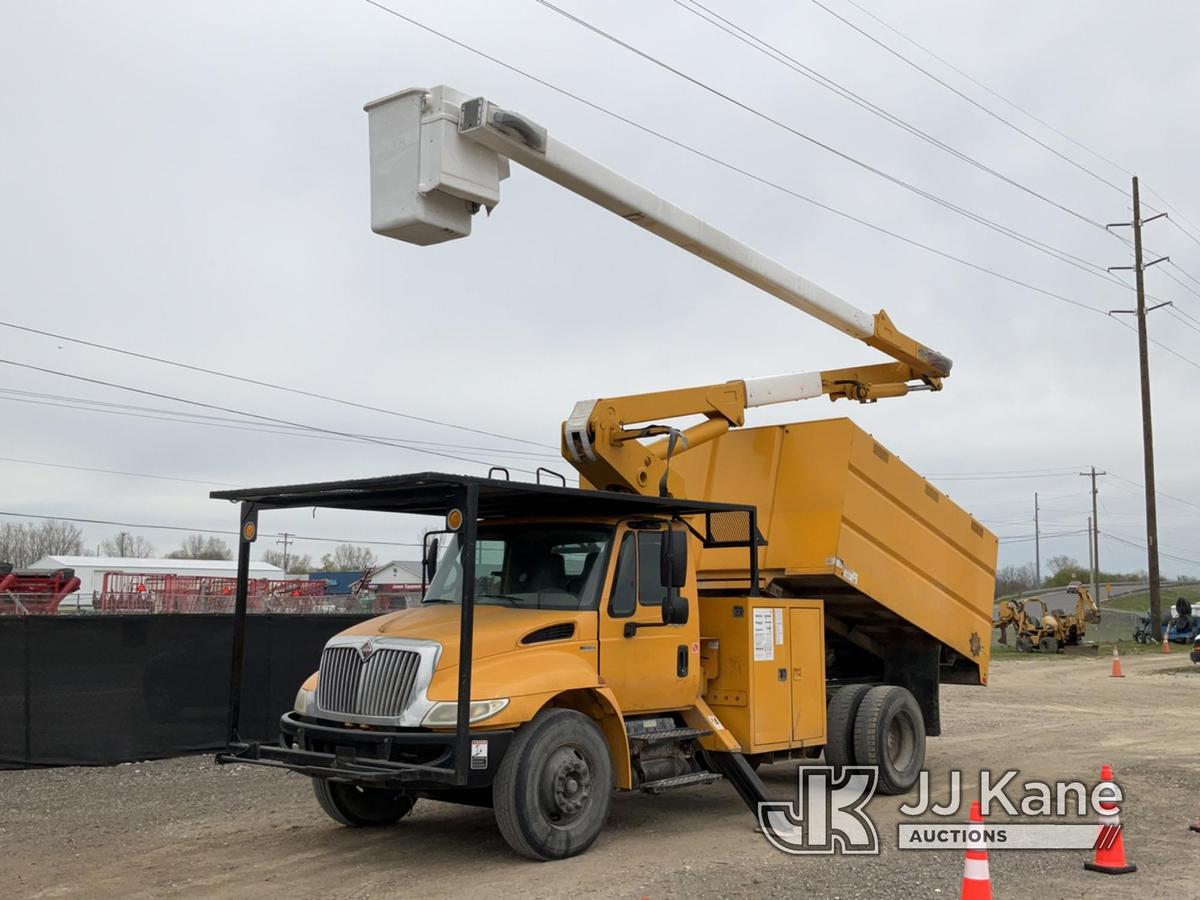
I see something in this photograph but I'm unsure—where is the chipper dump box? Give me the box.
[676,418,997,689]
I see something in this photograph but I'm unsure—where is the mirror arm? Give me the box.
[623,620,670,639]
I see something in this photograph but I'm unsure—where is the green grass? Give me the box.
[1103,583,1200,613]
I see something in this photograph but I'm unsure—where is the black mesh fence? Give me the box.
[0,614,369,769]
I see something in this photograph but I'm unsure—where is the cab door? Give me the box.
[598,526,699,712]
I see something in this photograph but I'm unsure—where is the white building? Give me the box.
[29,555,283,602]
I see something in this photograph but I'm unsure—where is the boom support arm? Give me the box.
[564,362,933,496]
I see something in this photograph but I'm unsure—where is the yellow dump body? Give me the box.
[671,418,998,684]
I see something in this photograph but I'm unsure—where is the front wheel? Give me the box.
[1039,636,1058,653]
[493,708,613,860]
[853,685,925,795]
[312,778,416,827]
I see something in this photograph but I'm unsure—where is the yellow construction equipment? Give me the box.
[215,85,997,860]
[994,585,1100,651]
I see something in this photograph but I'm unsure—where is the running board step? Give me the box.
[639,771,723,794]
[626,726,712,744]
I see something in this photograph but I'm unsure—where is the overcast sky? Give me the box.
[3,0,1199,577]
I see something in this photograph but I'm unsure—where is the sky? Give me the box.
[2,0,1199,578]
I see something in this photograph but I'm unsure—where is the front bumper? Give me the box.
[216,711,514,789]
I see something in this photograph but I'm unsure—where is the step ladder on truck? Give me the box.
[215,85,998,860]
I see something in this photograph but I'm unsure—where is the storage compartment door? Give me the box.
[750,606,791,747]
[789,607,826,743]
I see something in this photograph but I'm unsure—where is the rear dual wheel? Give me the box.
[825,684,925,796]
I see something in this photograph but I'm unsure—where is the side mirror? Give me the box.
[659,529,688,589]
[424,537,439,581]
[661,592,689,626]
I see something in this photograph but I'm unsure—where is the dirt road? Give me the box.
[2,651,1195,899]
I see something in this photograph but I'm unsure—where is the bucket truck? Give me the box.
[215,86,997,860]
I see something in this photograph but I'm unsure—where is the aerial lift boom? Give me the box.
[366,86,951,495]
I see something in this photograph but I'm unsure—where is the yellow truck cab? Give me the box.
[215,458,995,860]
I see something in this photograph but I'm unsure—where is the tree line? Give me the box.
[1,520,378,574]
[996,554,1150,597]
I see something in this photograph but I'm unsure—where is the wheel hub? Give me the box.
[542,746,592,825]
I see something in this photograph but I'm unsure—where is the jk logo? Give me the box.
[759,766,880,855]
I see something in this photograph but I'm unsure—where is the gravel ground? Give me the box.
[1,651,1196,899]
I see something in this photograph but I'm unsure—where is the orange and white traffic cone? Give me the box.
[1084,764,1137,875]
[961,800,993,900]
[1110,645,1125,678]
[1162,631,1171,653]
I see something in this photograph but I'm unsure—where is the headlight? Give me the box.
[294,686,318,717]
[421,698,509,727]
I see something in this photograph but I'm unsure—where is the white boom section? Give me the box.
[365,86,874,342]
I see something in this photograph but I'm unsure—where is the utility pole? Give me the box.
[1107,176,1170,638]
[1034,492,1041,586]
[1087,516,1094,584]
[1079,467,1105,607]
[277,532,293,575]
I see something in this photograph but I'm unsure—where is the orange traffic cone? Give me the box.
[1110,645,1125,678]
[1084,764,1137,875]
[1162,630,1171,653]
[961,800,993,900]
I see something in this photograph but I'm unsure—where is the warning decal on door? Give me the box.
[753,608,774,661]
[774,607,785,644]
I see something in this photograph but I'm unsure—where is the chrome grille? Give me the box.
[316,645,422,718]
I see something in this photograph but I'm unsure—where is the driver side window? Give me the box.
[608,530,667,617]
[608,533,637,617]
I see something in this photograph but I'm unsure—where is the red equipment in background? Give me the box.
[0,565,82,615]
[98,572,330,614]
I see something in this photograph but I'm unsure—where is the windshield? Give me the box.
[424,524,613,611]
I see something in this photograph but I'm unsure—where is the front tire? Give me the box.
[853,686,925,795]
[493,708,613,860]
[1039,636,1058,653]
[312,779,416,827]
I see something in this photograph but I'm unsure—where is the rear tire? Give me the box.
[312,779,416,827]
[853,686,925,795]
[493,708,613,860]
[824,684,872,770]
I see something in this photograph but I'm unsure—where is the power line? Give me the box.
[931,471,1082,482]
[1107,471,1200,512]
[804,0,1128,197]
[1103,531,1200,568]
[361,0,1116,319]
[0,456,245,489]
[537,0,1127,285]
[0,357,543,475]
[999,528,1087,545]
[0,320,554,450]
[1111,316,1200,372]
[925,466,1082,477]
[670,0,1112,233]
[837,0,1133,179]
[0,386,561,461]
[813,2,1200,285]
[0,509,422,548]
